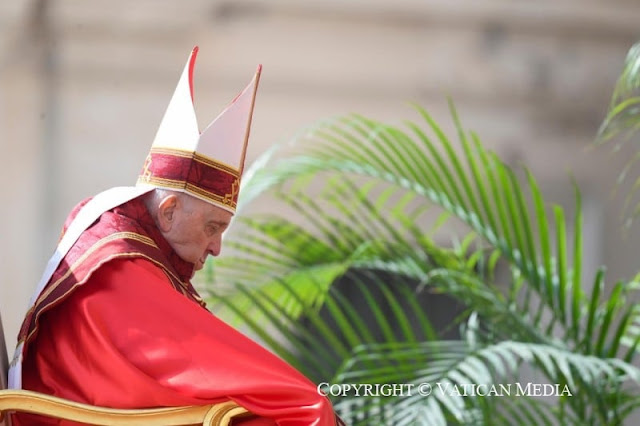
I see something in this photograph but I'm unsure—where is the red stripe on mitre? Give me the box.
[188,46,198,102]
[137,149,241,210]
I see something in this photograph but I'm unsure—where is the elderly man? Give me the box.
[10,47,342,425]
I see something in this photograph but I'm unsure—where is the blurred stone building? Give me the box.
[1,0,640,400]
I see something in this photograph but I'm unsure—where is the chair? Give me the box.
[0,312,249,425]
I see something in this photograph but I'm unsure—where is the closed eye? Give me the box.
[205,221,229,236]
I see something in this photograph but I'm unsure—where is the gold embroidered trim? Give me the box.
[148,147,240,176]
[186,183,237,208]
[135,176,237,209]
[23,248,194,345]
[32,232,157,309]
[193,152,240,177]
[136,176,186,190]
[148,147,193,159]
[141,154,153,182]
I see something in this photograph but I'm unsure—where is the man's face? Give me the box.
[162,194,233,271]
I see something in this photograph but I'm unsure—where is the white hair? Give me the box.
[144,188,203,217]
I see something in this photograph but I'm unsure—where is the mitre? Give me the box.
[137,46,262,213]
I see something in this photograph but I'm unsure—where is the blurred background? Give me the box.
[2,0,640,361]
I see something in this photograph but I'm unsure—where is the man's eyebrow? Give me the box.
[208,219,230,226]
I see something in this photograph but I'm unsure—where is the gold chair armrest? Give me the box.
[0,389,248,425]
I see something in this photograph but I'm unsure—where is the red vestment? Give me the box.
[12,196,339,425]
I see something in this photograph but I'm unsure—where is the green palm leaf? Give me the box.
[597,42,640,226]
[219,106,571,323]
[200,102,640,424]
[598,42,640,143]
[331,339,640,425]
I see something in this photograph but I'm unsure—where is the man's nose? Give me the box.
[208,236,222,257]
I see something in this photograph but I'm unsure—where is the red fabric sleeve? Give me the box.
[18,258,336,426]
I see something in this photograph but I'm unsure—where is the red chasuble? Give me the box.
[13,196,339,425]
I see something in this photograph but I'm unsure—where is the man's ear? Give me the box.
[156,194,179,232]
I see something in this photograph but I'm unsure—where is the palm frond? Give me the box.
[216,105,584,329]
[598,42,640,143]
[331,339,640,425]
[199,102,640,424]
[206,101,640,355]
[596,42,640,226]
